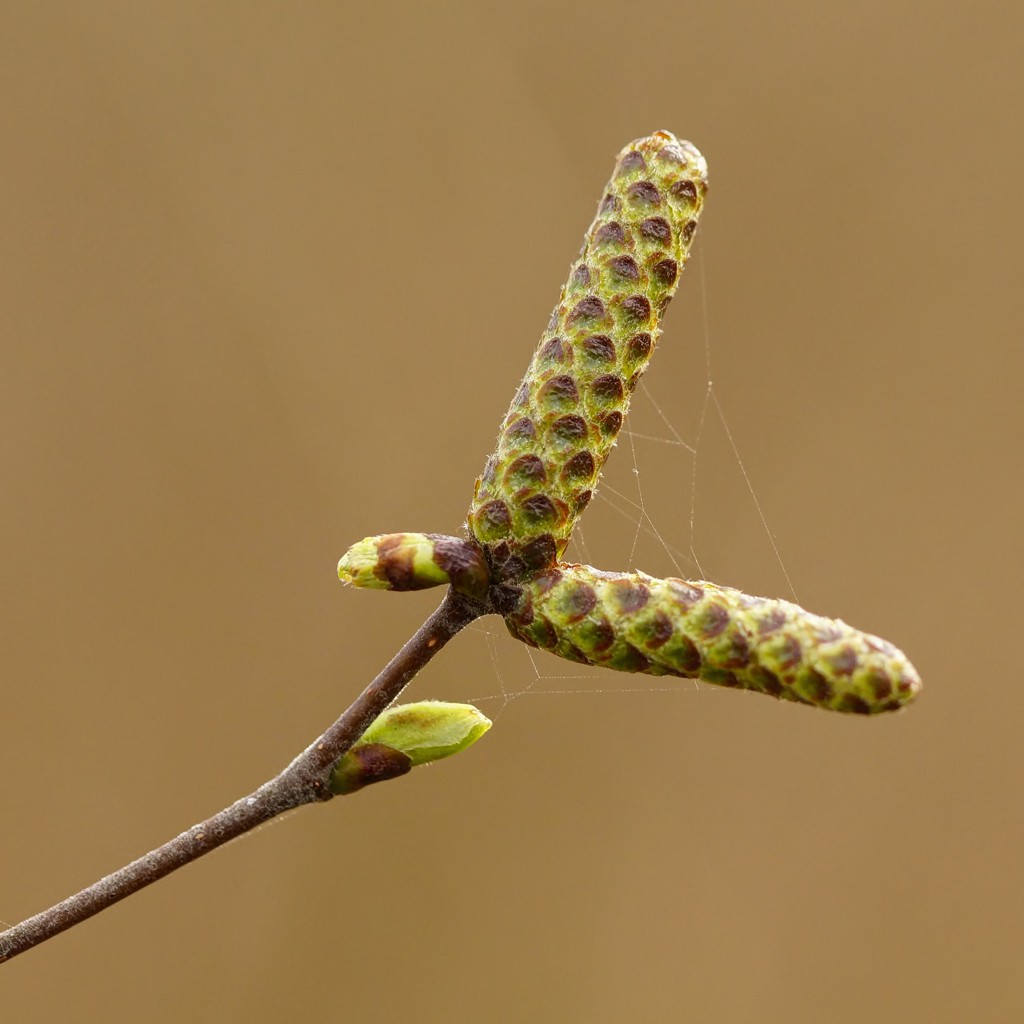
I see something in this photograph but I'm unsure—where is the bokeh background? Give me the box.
[2,3,1021,1021]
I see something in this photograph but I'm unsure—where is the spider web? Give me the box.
[459,240,797,720]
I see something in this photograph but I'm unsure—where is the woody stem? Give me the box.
[0,588,483,964]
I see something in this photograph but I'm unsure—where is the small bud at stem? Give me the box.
[338,533,490,600]
[328,701,492,795]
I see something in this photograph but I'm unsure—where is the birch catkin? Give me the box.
[505,564,922,714]
[468,131,708,580]
[338,130,921,715]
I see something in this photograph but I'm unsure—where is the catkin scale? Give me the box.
[468,131,708,579]
[505,564,922,714]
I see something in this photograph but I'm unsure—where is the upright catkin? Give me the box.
[468,131,707,580]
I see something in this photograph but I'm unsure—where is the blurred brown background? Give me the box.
[2,2,1020,1021]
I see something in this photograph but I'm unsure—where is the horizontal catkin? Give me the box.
[468,131,708,580]
[505,564,921,714]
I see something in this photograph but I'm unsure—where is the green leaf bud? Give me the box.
[468,131,708,579]
[337,533,490,600]
[329,702,492,795]
[505,564,921,715]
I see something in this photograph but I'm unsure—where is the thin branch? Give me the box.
[0,588,484,964]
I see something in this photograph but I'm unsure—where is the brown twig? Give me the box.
[0,588,484,964]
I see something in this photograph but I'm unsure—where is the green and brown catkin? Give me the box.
[468,131,707,580]
[338,132,921,715]
[505,564,922,714]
